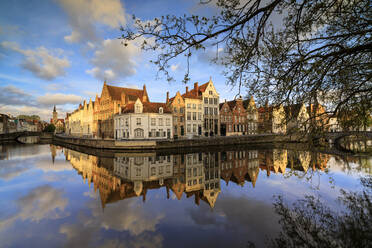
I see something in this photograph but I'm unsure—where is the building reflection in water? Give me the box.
[60,145,333,210]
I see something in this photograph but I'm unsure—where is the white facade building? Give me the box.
[114,98,173,140]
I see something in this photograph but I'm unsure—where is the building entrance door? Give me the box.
[221,124,226,136]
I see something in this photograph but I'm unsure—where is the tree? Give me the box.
[120,0,372,131]
[17,115,40,121]
[268,176,372,248]
[43,124,56,133]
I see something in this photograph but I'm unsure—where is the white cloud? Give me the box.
[0,85,32,106]
[0,185,68,231]
[37,93,82,106]
[0,104,67,121]
[91,200,164,236]
[58,0,126,43]
[86,39,141,81]
[1,41,70,80]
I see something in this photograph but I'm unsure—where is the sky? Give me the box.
[0,0,240,121]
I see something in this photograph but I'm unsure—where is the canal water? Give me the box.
[0,143,370,247]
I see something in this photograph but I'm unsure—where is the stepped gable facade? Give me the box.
[166,91,185,138]
[243,96,258,134]
[95,81,149,138]
[284,103,309,133]
[219,97,247,136]
[257,103,286,134]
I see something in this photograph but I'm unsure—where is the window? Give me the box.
[135,105,141,113]
[198,113,202,120]
[136,118,141,125]
[174,107,177,113]
[214,98,217,105]
[151,118,156,126]
[187,112,191,120]
[151,129,156,137]
[166,118,170,126]
[209,107,213,115]
[134,128,144,138]
[209,98,213,104]
[159,166,163,175]
[180,107,184,113]
[159,118,163,126]
[159,129,163,136]
[180,116,184,122]
[151,167,156,176]
[193,112,196,120]
[214,108,217,115]
[187,103,191,109]
[125,119,128,126]
[209,90,213,95]
[174,116,178,123]
[159,107,163,114]
[193,168,197,176]
[205,107,208,115]
[178,99,180,104]
[193,124,196,133]
[204,97,208,104]
[192,104,196,109]
[198,104,201,110]
[187,124,191,132]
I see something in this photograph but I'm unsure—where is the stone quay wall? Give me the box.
[54,134,304,151]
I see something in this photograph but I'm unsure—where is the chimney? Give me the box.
[186,86,189,93]
[166,91,169,103]
[142,84,148,102]
[194,82,198,92]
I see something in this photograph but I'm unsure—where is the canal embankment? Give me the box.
[53,133,305,151]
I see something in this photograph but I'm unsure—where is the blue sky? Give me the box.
[0,0,239,121]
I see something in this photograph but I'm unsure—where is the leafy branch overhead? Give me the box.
[120,0,372,128]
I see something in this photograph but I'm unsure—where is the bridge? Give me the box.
[0,131,53,143]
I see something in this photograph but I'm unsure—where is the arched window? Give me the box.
[159,107,163,114]
[134,128,144,138]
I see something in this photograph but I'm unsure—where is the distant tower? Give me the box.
[53,105,58,124]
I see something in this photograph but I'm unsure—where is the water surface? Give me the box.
[0,143,370,247]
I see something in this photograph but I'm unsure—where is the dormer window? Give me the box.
[135,105,141,113]
[159,107,163,114]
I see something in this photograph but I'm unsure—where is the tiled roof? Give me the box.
[198,82,209,92]
[106,85,146,101]
[121,101,171,114]
[181,81,210,99]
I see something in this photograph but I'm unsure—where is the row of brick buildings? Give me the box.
[65,79,350,140]
[66,79,259,139]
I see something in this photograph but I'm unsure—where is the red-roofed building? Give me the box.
[114,98,173,140]
[95,81,150,138]
[219,97,247,136]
